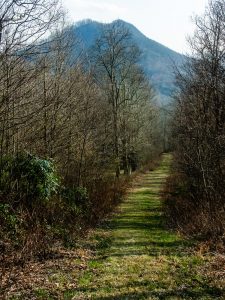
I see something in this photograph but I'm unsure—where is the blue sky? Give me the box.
[62,0,208,53]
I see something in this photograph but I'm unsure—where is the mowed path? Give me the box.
[73,154,223,300]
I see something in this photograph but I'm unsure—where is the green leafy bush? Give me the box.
[60,186,90,212]
[0,203,18,231]
[0,153,59,206]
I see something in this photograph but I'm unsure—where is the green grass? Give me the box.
[34,288,53,300]
[66,154,224,300]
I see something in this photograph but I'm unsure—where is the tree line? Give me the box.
[164,0,225,244]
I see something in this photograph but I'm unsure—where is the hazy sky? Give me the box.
[62,0,208,54]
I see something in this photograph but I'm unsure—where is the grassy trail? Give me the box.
[68,154,223,299]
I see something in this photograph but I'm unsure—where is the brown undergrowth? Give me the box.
[162,172,225,251]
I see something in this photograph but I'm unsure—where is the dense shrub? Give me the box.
[60,186,90,213]
[0,153,59,207]
[0,203,18,238]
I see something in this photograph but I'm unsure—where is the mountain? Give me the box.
[72,19,185,105]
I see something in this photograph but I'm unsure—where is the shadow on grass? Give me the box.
[66,282,224,300]
[91,287,224,300]
[93,203,193,260]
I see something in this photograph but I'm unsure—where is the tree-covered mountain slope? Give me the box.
[73,19,185,104]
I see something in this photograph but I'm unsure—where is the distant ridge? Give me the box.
[72,19,185,104]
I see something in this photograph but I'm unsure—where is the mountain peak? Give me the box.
[72,19,185,104]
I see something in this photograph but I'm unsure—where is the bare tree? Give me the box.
[0,0,63,161]
[91,21,152,177]
[173,0,225,236]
